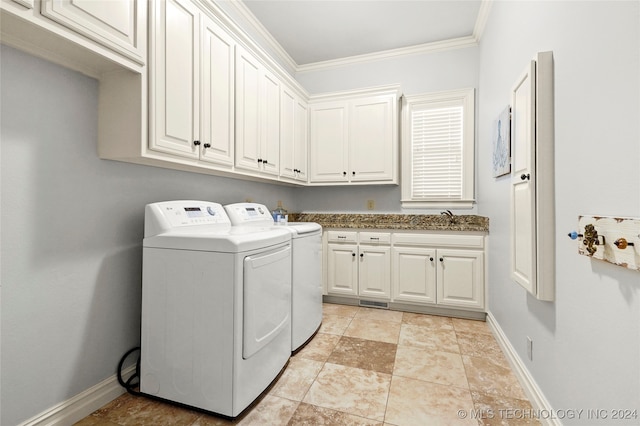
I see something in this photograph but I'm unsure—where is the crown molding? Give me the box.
[230,0,492,74]
[296,36,478,74]
[473,0,493,41]
[225,0,298,72]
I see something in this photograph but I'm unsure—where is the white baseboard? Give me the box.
[486,312,561,426]
[18,365,135,426]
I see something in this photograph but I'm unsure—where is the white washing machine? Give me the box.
[224,203,323,352]
[140,200,292,418]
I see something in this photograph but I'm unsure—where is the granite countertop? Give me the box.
[290,213,489,232]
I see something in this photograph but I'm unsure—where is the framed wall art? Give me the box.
[492,105,511,177]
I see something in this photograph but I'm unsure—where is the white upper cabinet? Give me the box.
[349,96,395,182]
[235,45,280,176]
[308,86,400,185]
[280,85,308,182]
[309,102,349,182]
[149,0,235,166]
[41,0,145,64]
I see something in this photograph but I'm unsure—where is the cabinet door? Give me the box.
[260,69,280,176]
[294,99,308,181]
[149,0,199,159]
[437,249,484,309]
[200,15,234,166]
[359,245,391,299]
[280,86,297,179]
[510,60,537,294]
[280,87,308,181]
[326,243,358,296]
[349,95,396,182]
[392,247,436,304]
[309,102,349,182]
[235,46,261,172]
[41,0,145,63]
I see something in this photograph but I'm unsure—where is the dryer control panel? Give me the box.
[224,203,274,226]
[145,201,231,237]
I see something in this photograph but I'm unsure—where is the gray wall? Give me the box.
[0,45,297,426]
[477,1,639,421]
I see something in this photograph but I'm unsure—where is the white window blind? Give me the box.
[411,105,463,199]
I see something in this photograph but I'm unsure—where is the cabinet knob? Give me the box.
[520,173,530,181]
[352,171,356,176]
[343,171,347,177]
[352,252,356,257]
[430,257,434,261]
[360,253,364,258]
[203,143,211,148]
[439,257,444,262]
[193,140,201,146]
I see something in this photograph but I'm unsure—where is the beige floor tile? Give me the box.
[393,345,468,389]
[384,376,476,426]
[398,324,460,353]
[74,415,122,426]
[456,331,508,363]
[269,357,324,401]
[322,303,360,317]
[402,312,454,329]
[287,402,383,425]
[319,313,353,335]
[303,363,391,421]
[344,318,401,344]
[327,336,397,374]
[235,395,299,426]
[93,393,200,426]
[471,391,541,426]
[294,332,341,362]
[452,317,492,334]
[355,307,404,323]
[463,355,528,401]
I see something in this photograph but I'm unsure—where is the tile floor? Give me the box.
[75,303,539,425]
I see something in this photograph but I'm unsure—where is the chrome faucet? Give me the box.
[440,210,456,224]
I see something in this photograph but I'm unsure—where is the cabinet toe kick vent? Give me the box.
[359,300,389,309]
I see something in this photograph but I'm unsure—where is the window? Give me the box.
[401,88,475,209]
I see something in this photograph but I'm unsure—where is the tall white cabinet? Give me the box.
[510,51,555,301]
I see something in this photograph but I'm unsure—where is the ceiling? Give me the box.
[240,0,486,66]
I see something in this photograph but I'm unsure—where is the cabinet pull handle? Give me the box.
[338,235,346,239]
[203,143,211,148]
[521,173,530,181]
[257,158,263,163]
[263,159,268,165]
[193,140,201,146]
[370,237,379,241]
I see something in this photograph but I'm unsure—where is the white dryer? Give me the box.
[140,201,292,418]
[225,203,323,352]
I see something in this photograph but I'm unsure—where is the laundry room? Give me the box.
[1,1,639,425]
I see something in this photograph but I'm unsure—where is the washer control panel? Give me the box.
[145,201,231,236]
[224,203,274,226]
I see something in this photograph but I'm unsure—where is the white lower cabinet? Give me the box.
[325,231,391,299]
[325,229,485,312]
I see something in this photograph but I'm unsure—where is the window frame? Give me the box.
[401,88,476,209]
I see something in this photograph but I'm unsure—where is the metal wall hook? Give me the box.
[614,238,635,249]
[583,224,604,255]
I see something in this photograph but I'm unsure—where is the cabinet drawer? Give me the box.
[392,233,484,249]
[327,230,358,243]
[359,232,391,244]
